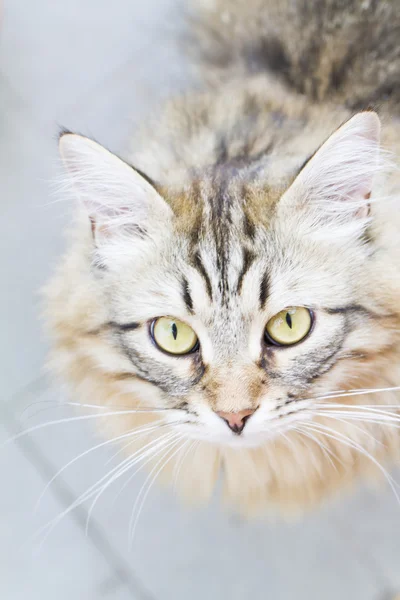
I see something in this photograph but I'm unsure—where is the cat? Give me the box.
[45,0,400,517]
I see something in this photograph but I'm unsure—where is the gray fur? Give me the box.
[188,0,400,113]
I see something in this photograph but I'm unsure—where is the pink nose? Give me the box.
[216,409,256,434]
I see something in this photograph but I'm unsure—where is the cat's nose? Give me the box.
[216,409,256,434]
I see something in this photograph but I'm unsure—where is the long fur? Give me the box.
[44,0,400,517]
[187,0,400,114]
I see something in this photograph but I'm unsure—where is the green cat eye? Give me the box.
[265,307,313,346]
[151,317,199,355]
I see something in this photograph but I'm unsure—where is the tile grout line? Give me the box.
[2,380,159,600]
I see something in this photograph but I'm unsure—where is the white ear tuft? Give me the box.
[59,134,173,242]
[281,112,382,235]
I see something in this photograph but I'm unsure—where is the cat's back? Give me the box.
[189,0,400,114]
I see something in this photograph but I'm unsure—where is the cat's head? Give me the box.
[58,112,396,448]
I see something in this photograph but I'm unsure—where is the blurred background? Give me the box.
[1,1,400,599]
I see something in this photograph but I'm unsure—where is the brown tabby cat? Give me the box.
[45,0,400,516]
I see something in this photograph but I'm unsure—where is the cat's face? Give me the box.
[59,112,393,449]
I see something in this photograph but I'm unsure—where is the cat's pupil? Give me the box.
[285,313,293,329]
[171,322,178,340]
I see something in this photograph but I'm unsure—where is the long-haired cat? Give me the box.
[45,0,400,516]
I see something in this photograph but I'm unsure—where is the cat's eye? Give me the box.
[151,317,199,355]
[265,307,313,346]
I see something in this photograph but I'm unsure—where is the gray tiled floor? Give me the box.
[0,423,139,600]
[1,1,400,599]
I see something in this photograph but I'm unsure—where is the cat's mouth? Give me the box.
[173,411,311,449]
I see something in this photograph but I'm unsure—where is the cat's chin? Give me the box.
[218,432,273,449]
[176,425,278,449]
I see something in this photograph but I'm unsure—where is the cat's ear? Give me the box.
[280,112,381,236]
[59,133,173,243]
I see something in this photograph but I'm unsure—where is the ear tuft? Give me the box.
[58,127,74,140]
[59,134,173,243]
[280,111,384,238]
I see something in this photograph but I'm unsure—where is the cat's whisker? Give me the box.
[35,420,170,510]
[278,428,320,479]
[35,431,179,546]
[282,386,400,410]
[104,422,178,466]
[310,385,400,402]
[173,440,201,491]
[292,425,341,472]
[313,405,400,425]
[304,419,397,474]
[108,432,184,508]
[308,412,385,447]
[4,408,180,448]
[19,399,180,421]
[281,388,366,407]
[61,401,179,412]
[80,431,180,520]
[86,432,183,534]
[172,439,195,490]
[315,415,400,431]
[277,429,297,453]
[313,409,400,426]
[315,402,400,413]
[301,421,400,505]
[129,436,187,546]
[19,400,66,421]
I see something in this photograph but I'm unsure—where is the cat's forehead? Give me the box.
[167,177,277,311]
[109,168,359,336]
[163,177,301,311]
[171,173,284,259]
[169,171,284,233]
